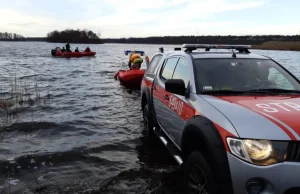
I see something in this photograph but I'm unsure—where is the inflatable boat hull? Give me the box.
[51,51,96,57]
[114,69,145,89]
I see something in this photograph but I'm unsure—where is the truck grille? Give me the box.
[286,142,300,162]
[284,188,300,194]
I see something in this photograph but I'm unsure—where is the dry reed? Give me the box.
[252,41,300,51]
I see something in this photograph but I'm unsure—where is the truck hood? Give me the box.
[201,95,300,140]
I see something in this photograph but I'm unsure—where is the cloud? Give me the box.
[99,21,238,38]
[230,23,300,35]
[0,9,52,26]
[0,0,298,37]
[84,0,263,25]
[77,0,268,37]
[0,9,55,33]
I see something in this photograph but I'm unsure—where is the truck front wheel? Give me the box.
[184,151,217,194]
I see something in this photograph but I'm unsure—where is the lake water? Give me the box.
[0,42,299,194]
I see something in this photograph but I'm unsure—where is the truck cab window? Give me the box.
[160,57,178,81]
[172,58,189,88]
[147,55,163,75]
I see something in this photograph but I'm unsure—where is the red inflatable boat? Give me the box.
[52,51,96,57]
[114,50,149,89]
[114,69,145,89]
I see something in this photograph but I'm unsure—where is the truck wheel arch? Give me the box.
[181,115,234,193]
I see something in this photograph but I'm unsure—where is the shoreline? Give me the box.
[252,41,300,51]
[1,40,300,51]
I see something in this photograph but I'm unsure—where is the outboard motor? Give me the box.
[51,47,61,56]
[51,49,56,56]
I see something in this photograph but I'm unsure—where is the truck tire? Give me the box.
[184,151,217,194]
[143,104,155,137]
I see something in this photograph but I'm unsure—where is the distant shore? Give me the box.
[1,39,300,51]
[252,41,300,51]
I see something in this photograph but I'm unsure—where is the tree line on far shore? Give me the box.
[46,29,102,44]
[1,29,300,45]
[0,32,24,41]
[102,35,300,45]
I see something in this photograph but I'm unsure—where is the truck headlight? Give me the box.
[227,137,289,166]
[243,140,272,160]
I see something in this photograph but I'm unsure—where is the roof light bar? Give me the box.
[124,50,145,56]
[182,44,251,49]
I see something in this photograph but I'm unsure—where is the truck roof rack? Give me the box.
[182,44,251,53]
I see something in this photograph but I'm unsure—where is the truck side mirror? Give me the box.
[165,79,186,96]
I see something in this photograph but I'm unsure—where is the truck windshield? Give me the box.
[194,58,300,94]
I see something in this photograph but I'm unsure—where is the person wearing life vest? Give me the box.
[128,53,143,70]
[66,43,72,52]
[114,53,143,79]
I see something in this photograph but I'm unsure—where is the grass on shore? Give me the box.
[252,41,300,51]
[0,76,51,127]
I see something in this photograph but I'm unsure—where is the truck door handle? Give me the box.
[164,94,169,100]
[153,85,156,90]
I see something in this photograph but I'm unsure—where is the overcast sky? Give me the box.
[0,0,299,38]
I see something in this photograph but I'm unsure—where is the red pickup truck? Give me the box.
[140,44,300,194]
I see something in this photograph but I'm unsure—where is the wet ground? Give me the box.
[0,42,299,193]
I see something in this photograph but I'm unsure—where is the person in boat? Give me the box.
[128,54,143,70]
[61,47,66,52]
[66,43,72,52]
[84,47,91,52]
[75,47,79,52]
[114,53,143,80]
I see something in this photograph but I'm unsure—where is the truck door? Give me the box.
[167,58,191,145]
[153,57,179,134]
[154,57,191,145]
